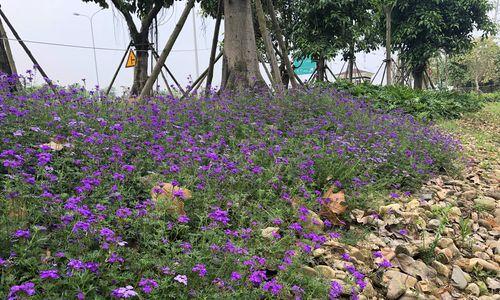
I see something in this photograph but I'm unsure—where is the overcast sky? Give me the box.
[2,0,395,91]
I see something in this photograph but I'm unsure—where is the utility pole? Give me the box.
[74,9,103,87]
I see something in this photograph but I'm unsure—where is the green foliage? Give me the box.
[331,81,486,120]
[289,0,380,61]
[392,0,496,72]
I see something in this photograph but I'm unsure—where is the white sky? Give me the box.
[2,0,401,91]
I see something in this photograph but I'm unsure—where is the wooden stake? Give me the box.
[151,48,186,94]
[181,52,222,100]
[139,0,195,98]
[205,0,222,95]
[0,7,55,92]
[106,42,131,96]
[265,0,297,88]
[255,0,282,90]
[0,17,16,75]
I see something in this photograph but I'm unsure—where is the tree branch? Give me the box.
[141,1,164,33]
[110,0,139,39]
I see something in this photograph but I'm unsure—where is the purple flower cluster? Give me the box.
[0,74,460,299]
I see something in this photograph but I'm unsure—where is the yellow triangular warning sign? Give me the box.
[125,50,137,68]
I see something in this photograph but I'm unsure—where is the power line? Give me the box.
[0,37,210,53]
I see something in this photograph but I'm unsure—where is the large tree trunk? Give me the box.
[412,64,426,90]
[131,35,150,96]
[223,0,264,90]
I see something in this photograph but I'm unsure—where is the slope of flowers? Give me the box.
[0,76,459,299]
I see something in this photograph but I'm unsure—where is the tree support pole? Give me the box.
[0,7,55,92]
[150,48,186,94]
[0,17,16,75]
[180,52,222,100]
[265,0,297,88]
[254,0,282,90]
[384,4,393,85]
[272,44,304,87]
[205,0,222,96]
[106,42,131,96]
[139,0,195,99]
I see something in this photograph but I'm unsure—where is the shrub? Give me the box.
[329,81,485,120]
[0,75,459,299]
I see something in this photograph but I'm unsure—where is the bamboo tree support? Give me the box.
[205,0,222,96]
[139,0,195,99]
[0,17,16,75]
[265,0,297,89]
[258,52,274,87]
[151,48,186,95]
[151,50,174,97]
[254,0,282,90]
[106,42,131,96]
[384,4,394,85]
[325,66,337,81]
[0,7,56,93]
[180,52,223,100]
[272,44,304,87]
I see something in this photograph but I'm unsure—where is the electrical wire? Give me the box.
[0,37,210,53]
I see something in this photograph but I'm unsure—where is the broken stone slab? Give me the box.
[451,265,469,290]
[384,270,418,300]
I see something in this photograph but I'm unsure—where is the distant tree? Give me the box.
[445,38,500,91]
[82,0,174,95]
[290,0,380,82]
[391,0,496,89]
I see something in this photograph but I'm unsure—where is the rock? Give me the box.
[395,244,419,257]
[312,248,326,258]
[448,207,462,222]
[462,190,478,201]
[486,277,500,290]
[474,197,497,211]
[436,190,448,200]
[479,219,493,230]
[451,265,469,290]
[485,190,500,201]
[385,271,418,300]
[432,261,451,278]
[299,266,318,277]
[468,258,500,272]
[261,227,279,239]
[495,208,500,224]
[440,291,453,300]
[465,283,481,296]
[437,238,454,249]
[474,251,490,260]
[428,219,441,230]
[397,254,437,280]
[401,290,427,300]
[314,265,336,280]
[477,281,488,294]
[303,210,324,232]
[361,280,376,297]
[379,203,402,215]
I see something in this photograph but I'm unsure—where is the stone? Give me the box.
[465,283,481,296]
[304,210,324,232]
[485,190,500,200]
[261,227,279,239]
[314,265,336,280]
[495,208,500,224]
[385,271,418,300]
[312,248,326,258]
[437,238,454,248]
[379,203,402,215]
[395,243,419,257]
[428,219,441,230]
[468,258,500,272]
[477,281,488,294]
[397,254,437,280]
[451,265,469,290]
[486,277,500,290]
[299,266,318,277]
[361,280,376,297]
[462,190,478,201]
[432,261,451,278]
[474,197,497,211]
